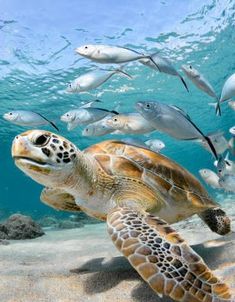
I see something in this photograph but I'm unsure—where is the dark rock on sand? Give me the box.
[0,214,44,240]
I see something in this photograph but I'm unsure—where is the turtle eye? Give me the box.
[9,112,13,115]
[114,118,118,122]
[189,65,192,69]
[146,103,150,108]
[85,46,88,49]
[34,134,49,146]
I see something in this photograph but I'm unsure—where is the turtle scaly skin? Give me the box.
[12,130,232,302]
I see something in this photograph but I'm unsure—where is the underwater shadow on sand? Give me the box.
[70,232,235,301]
[70,256,174,301]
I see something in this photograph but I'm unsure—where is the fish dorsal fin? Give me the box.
[116,45,142,55]
[169,105,191,120]
[225,152,230,161]
[80,99,102,108]
[91,107,117,114]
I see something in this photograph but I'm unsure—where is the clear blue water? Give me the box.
[0,0,234,219]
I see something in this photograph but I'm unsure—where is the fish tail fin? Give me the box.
[50,121,59,131]
[204,135,218,160]
[115,65,132,79]
[179,75,189,92]
[215,99,222,116]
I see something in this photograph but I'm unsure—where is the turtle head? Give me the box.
[12,130,78,188]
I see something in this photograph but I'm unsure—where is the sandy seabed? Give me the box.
[0,201,235,302]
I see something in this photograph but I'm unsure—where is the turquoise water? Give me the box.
[0,0,234,219]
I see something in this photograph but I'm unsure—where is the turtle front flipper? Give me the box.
[41,188,81,212]
[107,206,232,302]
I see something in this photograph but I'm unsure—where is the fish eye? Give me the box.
[189,65,192,69]
[9,112,13,115]
[85,46,88,49]
[33,134,49,146]
[114,118,118,122]
[66,114,70,117]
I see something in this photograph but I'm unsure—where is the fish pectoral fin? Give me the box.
[179,75,189,92]
[107,206,232,301]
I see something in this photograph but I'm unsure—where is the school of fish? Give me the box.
[3,43,235,193]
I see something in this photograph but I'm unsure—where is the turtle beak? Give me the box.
[12,134,32,159]
[12,132,48,167]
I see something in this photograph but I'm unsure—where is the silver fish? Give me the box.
[181,65,217,100]
[229,126,235,136]
[215,73,235,115]
[228,137,235,156]
[75,44,160,70]
[3,110,59,131]
[215,153,235,177]
[199,169,221,189]
[139,54,188,92]
[135,100,218,159]
[106,113,155,135]
[61,107,119,131]
[82,115,116,137]
[219,174,235,192]
[228,100,235,111]
[144,139,165,152]
[67,68,132,93]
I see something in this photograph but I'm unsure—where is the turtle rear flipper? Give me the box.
[198,207,231,235]
[41,188,81,212]
[107,206,232,302]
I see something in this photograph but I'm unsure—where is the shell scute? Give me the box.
[85,140,216,208]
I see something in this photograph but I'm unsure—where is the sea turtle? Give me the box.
[12,130,233,302]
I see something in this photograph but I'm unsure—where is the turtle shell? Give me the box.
[84,140,217,210]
